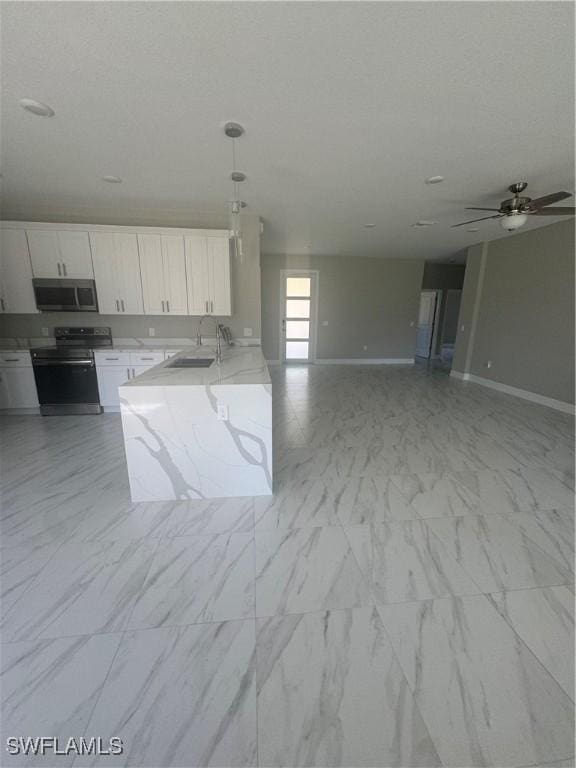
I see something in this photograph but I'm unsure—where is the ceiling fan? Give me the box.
[452,182,575,231]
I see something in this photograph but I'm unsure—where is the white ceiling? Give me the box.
[1,1,574,261]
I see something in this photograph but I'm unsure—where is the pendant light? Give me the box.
[224,122,247,263]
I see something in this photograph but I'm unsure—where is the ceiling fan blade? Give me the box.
[465,207,501,212]
[451,215,502,228]
[529,191,572,208]
[531,206,575,216]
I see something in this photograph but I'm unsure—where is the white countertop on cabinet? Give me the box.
[122,346,270,388]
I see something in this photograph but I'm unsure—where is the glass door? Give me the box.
[281,271,317,362]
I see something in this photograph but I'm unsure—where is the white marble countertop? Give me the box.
[121,345,270,387]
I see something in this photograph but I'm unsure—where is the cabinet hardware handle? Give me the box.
[141,357,153,361]
[121,299,125,312]
[205,300,208,312]
[57,263,62,276]
[63,263,67,276]
[166,300,170,313]
[4,358,19,362]
[105,357,119,361]
[132,368,135,378]
[127,368,131,379]
[161,300,165,312]
[0,299,5,311]
[211,300,214,313]
[116,299,120,312]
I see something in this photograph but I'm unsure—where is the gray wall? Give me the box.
[261,254,424,361]
[453,220,575,404]
[0,215,262,342]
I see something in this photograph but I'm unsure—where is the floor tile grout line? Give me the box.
[339,519,446,768]
[421,511,573,589]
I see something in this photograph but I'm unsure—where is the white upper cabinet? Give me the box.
[27,230,94,278]
[208,236,232,316]
[90,232,144,315]
[138,234,188,315]
[0,229,38,313]
[184,235,231,316]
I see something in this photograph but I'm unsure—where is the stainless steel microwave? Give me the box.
[33,279,99,312]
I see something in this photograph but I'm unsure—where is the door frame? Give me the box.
[279,269,319,364]
[417,289,441,359]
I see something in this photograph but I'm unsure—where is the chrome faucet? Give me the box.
[197,315,223,363]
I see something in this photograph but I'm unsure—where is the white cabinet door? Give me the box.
[91,233,143,315]
[27,230,93,278]
[90,233,121,314]
[0,367,39,408]
[162,236,188,314]
[117,235,144,315]
[27,230,62,277]
[138,234,165,315]
[185,236,210,315]
[208,236,232,316]
[97,365,130,408]
[56,231,93,278]
[0,230,38,313]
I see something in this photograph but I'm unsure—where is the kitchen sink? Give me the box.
[167,358,215,368]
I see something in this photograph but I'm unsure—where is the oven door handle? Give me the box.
[33,359,95,366]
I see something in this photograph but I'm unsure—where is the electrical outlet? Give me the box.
[410,321,415,327]
[486,360,492,369]
[363,345,368,351]
[217,404,229,421]
[149,328,155,337]
[41,327,49,337]
[460,324,465,332]
[243,328,253,337]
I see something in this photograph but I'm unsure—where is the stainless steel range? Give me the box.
[31,327,112,415]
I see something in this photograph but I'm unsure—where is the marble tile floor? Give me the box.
[0,362,574,767]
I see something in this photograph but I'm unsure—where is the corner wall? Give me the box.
[261,254,424,361]
[452,220,575,405]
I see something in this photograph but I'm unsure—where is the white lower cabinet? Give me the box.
[96,350,168,408]
[0,353,39,409]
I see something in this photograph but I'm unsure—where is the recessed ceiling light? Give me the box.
[363,223,376,228]
[102,175,122,183]
[425,176,444,185]
[224,122,245,138]
[412,220,437,228]
[19,98,55,117]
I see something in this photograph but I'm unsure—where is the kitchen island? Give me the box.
[119,346,272,501]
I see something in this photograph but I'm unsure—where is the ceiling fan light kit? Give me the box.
[452,182,574,231]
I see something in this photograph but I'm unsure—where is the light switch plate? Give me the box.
[149,328,155,337]
[217,404,229,421]
[41,327,49,337]
[322,320,329,326]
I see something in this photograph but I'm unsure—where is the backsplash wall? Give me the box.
[0,215,262,343]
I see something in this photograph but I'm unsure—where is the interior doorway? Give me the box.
[279,270,318,363]
[415,290,440,359]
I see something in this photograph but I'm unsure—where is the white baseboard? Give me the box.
[0,407,40,415]
[315,358,415,365]
[450,370,575,415]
